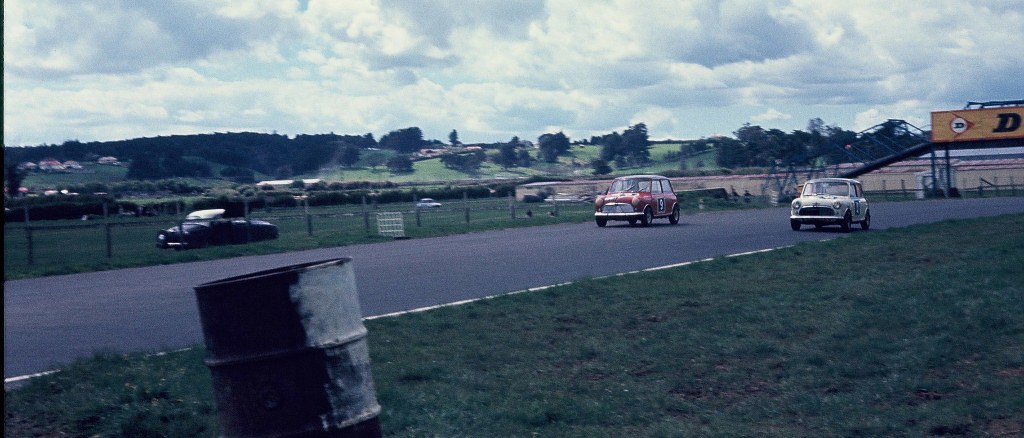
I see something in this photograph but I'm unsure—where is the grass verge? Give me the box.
[6,214,1023,437]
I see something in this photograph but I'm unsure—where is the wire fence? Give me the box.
[4,196,594,275]
[7,182,1022,277]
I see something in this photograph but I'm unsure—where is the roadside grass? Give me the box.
[6,214,1023,437]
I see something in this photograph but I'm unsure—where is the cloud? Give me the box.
[4,0,1023,146]
[751,108,793,123]
[5,1,299,78]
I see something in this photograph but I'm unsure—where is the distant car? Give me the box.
[416,198,443,208]
[594,175,680,227]
[156,208,279,250]
[790,178,870,232]
[546,193,592,203]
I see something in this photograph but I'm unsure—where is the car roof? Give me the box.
[185,209,226,220]
[805,178,860,184]
[614,174,669,180]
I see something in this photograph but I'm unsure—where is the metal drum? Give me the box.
[194,258,382,437]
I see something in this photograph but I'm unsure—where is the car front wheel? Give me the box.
[640,207,653,227]
[841,211,852,232]
[669,204,680,225]
[790,220,801,231]
[596,217,607,227]
[860,211,871,230]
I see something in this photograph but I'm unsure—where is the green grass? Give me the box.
[307,143,715,183]
[6,214,1023,437]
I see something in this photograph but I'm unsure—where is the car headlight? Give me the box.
[792,200,801,210]
[832,201,841,209]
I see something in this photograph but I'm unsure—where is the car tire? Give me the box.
[641,207,653,227]
[841,211,852,232]
[860,211,871,230]
[790,220,801,231]
[669,204,680,225]
[596,217,607,227]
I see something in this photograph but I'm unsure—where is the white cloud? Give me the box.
[4,0,1023,146]
[751,108,793,123]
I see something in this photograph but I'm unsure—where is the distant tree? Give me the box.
[340,145,361,168]
[493,142,520,169]
[4,159,26,197]
[379,127,425,153]
[441,150,486,173]
[516,149,535,168]
[590,159,612,175]
[273,165,294,179]
[621,122,651,165]
[714,136,748,169]
[537,132,571,163]
[296,142,340,173]
[220,166,255,183]
[386,155,414,173]
[599,132,623,162]
[820,125,858,164]
[449,129,460,146]
[126,154,164,180]
[364,150,389,170]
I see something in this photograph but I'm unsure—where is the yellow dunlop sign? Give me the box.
[931,107,1024,143]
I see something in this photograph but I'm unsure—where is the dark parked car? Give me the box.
[156,209,279,250]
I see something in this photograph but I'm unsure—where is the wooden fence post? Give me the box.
[305,197,313,236]
[25,226,34,266]
[464,192,470,223]
[363,196,370,231]
[106,223,113,258]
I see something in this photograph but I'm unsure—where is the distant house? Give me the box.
[63,160,83,169]
[97,156,120,165]
[18,162,38,171]
[256,179,323,189]
[415,148,448,159]
[38,159,66,171]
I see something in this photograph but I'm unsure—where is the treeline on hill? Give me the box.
[4,131,385,182]
[4,118,899,184]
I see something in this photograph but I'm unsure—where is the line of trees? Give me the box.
[5,117,904,194]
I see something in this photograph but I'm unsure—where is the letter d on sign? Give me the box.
[994,113,1021,133]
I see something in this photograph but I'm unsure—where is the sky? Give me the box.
[4,0,1024,147]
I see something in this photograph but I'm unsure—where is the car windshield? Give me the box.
[610,178,651,193]
[804,181,850,196]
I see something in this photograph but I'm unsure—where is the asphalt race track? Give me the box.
[6,197,1024,379]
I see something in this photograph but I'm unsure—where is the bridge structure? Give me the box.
[764,100,1024,198]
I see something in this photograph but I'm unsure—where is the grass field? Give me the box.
[6,214,1022,437]
[21,143,709,189]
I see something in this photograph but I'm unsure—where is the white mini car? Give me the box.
[790,178,870,232]
[415,198,443,208]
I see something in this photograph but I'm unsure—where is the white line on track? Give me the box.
[6,244,795,386]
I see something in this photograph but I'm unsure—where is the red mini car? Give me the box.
[594,175,680,227]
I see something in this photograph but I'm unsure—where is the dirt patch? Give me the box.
[986,419,1023,437]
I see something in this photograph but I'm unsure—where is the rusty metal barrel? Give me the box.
[194,258,382,437]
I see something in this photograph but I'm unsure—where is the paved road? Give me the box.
[6,197,1024,378]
